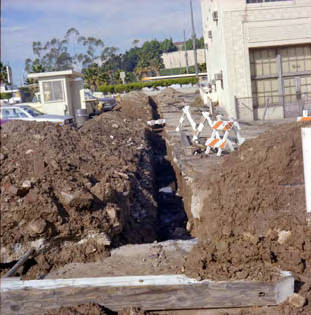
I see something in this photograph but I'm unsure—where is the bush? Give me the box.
[0,92,12,99]
[97,77,198,94]
[98,85,115,94]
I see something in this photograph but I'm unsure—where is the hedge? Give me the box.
[0,92,12,99]
[98,77,198,94]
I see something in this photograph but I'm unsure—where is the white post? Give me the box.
[302,127,311,214]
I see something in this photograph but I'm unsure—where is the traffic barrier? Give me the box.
[297,110,311,122]
[176,107,245,156]
[205,129,234,156]
[176,106,197,132]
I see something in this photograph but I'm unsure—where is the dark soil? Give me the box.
[43,303,115,315]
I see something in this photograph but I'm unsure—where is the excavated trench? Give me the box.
[0,94,191,279]
[147,96,190,241]
[148,129,190,241]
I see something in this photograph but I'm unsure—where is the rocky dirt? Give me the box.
[43,303,115,315]
[180,122,311,313]
[152,88,311,314]
[0,92,158,279]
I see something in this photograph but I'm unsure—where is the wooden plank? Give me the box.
[1,273,294,314]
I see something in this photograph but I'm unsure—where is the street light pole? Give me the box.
[190,0,199,84]
[183,30,189,74]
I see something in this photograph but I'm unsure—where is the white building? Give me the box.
[28,70,84,117]
[201,0,311,120]
[161,49,206,69]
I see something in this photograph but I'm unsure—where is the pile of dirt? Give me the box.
[0,92,157,278]
[152,88,185,107]
[182,122,311,313]
[190,95,204,107]
[43,303,114,315]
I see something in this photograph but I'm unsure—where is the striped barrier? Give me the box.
[205,128,234,156]
[297,110,311,122]
[176,107,245,156]
[176,106,197,133]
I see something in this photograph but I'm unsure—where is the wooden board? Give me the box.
[1,273,294,314]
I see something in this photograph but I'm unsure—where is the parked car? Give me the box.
[0,105,74,126]
[17,92,43,112]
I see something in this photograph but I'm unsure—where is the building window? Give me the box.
[247,0,291,3]
[42,80,64,103]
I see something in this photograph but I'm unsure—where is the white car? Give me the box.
[0,105,74,126]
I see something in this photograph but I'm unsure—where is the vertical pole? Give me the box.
[276,51,284,118]
[302,127,311,214]
[190,0,199,84]
[183,30,189,74]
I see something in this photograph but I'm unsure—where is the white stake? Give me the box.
[302,127,311,214]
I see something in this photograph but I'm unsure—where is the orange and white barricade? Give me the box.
[202,113,244,156]
[297,110,311,122]
[176,106,197,132]
[205,132,234,156]
[204,126,234,156]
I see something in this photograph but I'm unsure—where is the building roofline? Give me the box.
[28,70,83,79]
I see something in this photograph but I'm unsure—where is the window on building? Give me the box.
[247,0,291,3]
[42,80,64,102]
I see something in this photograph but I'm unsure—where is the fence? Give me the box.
[235,93,311,121]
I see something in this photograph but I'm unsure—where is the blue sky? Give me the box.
[1,0,203,85]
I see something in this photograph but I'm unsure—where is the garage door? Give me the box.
[250,44,311,117]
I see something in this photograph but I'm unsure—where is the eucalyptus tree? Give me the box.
[24,28,117,73]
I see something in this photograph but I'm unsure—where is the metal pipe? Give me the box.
[183,30,189,74]
[3,249,35,278]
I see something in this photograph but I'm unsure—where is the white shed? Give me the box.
[28,70,84,117]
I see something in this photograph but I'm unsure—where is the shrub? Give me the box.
[0,92,12,99]
[98,77,198,94]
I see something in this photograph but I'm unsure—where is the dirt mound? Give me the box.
[183,122,311,313]
[190,95,204,107]
[154,88,185,104]
[0,92,157,278]
[44,303,113,315]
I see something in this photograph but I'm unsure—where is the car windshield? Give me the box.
[21,106,43,117]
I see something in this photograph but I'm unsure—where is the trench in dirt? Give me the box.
[0,96,191,277]
[149,129,190,241]
[148,96,190,242]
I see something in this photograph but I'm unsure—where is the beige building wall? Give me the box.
[161,49,206,69]
[201,0,311,120]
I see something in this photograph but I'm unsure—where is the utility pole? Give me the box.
[190,0,199,83]
[183,30,189,74]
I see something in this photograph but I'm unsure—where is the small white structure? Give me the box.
[28,70,84,117]
[161,49,205,69]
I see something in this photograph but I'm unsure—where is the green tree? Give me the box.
[160,38,177,53]
[25,28,117,74]
[0,62,8,84]
[185,36,204,50]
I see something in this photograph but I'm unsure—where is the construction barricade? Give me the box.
[297,110,311,122]
[176,106,245,157]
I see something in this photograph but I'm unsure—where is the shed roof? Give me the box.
[28,70,83,80]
